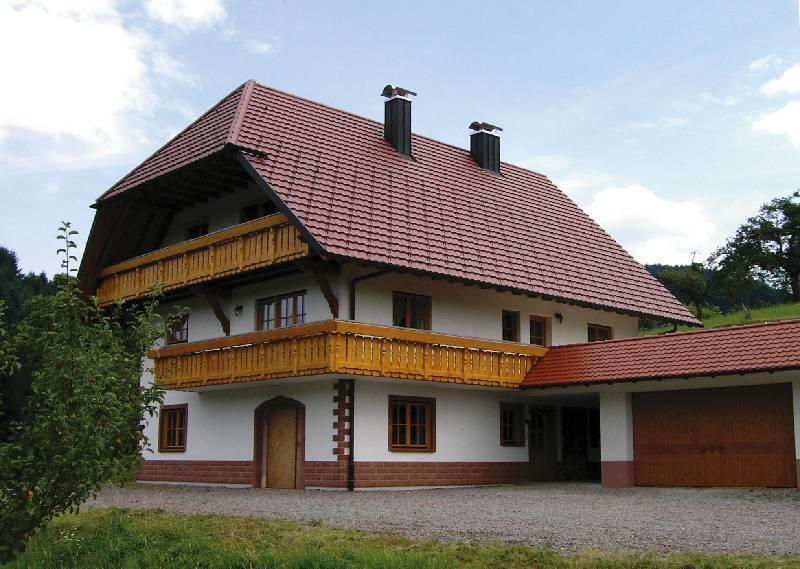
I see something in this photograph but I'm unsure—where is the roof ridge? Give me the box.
[546,318,800,350]
[249,81,557,178]
[227,79,256,145]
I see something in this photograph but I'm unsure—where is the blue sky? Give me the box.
[2,0,800,276]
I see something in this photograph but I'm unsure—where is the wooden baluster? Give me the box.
[291,337,298,375]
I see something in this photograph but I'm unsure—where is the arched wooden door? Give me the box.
[254,397,305,489]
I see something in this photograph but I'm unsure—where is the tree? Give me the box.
[661,263,709,320]
[0,223,168,562]
[711,191,800,302]
[0,247,55,326]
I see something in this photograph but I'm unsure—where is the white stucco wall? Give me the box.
[349,268,639,345]
[353,378,529,462]
[598,392,633,462]
[160,182,268,248]
[141,378,336,462]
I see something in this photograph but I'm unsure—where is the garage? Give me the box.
[632,384,797,487]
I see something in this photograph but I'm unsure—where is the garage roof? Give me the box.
[522,319,800,388]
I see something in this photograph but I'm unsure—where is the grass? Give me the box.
[6,508,800,569]
[641,302,800,336]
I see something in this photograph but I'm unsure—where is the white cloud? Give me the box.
[245,40,274,55]
[552,173,613,198]
[144,0,226,31]
[0,0,156,167]
[585,184,717,265]
[45,181,58,194]
[752,101,800,146]
[151,51,197,85]
[761,64,800,96]
[749,54,783,73]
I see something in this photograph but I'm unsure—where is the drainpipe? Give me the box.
[349,269,391,320]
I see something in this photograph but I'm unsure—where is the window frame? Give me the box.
[166,315,189,345]
[391,291,432,331]
[529,315,549,347]
[587,323,613,343]
[158,404,188,453]
[387,395,436,452]
[184,220,209,241]
[501,310,520,342]
[499,402,526,447]
[239,200,278,224]
[256,290,307,331]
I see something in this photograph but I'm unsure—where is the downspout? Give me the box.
[349,269,391,320]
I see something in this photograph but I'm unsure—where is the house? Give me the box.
[78,81,800,490]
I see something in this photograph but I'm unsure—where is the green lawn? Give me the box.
[641,302,800,336]
[6,508,799,569]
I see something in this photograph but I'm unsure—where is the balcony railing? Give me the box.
[151,320,549,390]
[96,214,309,305]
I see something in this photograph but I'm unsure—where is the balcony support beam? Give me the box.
[191,285,231,336]
[299,258,339,318]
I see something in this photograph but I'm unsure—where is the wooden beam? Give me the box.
[298,258,340,318]
[191,285,231,336]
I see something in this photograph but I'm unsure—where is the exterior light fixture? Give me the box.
[234,304,243,317]
[554,312,563,323]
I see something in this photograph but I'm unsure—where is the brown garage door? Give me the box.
[633,384,796,487]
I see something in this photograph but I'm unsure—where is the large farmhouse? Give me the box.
[79,81,800,489]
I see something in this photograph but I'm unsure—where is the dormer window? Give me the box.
[240,201,278,223]
[392,292,431,330]
[185,221,209,240]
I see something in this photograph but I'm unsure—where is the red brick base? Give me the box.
[353,461,529,488]
[601,461,635,487]
[136,460,254,485]
[137,459,529,488]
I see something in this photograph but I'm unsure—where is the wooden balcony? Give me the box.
[96,214,309,305]
[151,320,549,390]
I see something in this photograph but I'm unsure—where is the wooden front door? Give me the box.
[255,397,304,489]
[529,407,558,481]
[633,384,796,487]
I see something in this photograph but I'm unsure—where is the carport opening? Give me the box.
[527,394,600,482]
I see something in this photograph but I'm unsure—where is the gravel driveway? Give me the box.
[90,482,800,554]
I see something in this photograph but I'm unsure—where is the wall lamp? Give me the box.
[554,312,564,324]
[234,304,243,317]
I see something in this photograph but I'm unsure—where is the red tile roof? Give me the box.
[96,80,697,324]
[522,320,800,388]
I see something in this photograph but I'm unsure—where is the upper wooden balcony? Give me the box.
[95,214,309,306]
[151,320,549,390]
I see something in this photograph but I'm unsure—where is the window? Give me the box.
[240,200,278,223]
[392,292,431,330]
[529,315,548,347]
[500,403,525,446]
[185,221,209,240]
[159,404,187,452]
[167,315,189,344]
[388,396,435,452]
[587,324,613,342]
[257,291,306,330]
[501,310,520,342]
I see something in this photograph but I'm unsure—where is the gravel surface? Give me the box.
[90,482,800,554]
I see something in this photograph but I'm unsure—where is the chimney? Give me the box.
[381,85,417,157]
[469,121,503,173]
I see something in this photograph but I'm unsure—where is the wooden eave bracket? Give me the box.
[297,258,339,318]
[191,285,231,336]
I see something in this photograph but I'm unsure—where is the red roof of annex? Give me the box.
[97,80,698,324]
[522,319,800,388]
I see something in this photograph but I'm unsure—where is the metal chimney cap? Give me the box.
[381,85,417,98]
[469,121,503,133]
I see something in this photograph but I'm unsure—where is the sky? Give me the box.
[2,0,800,277]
